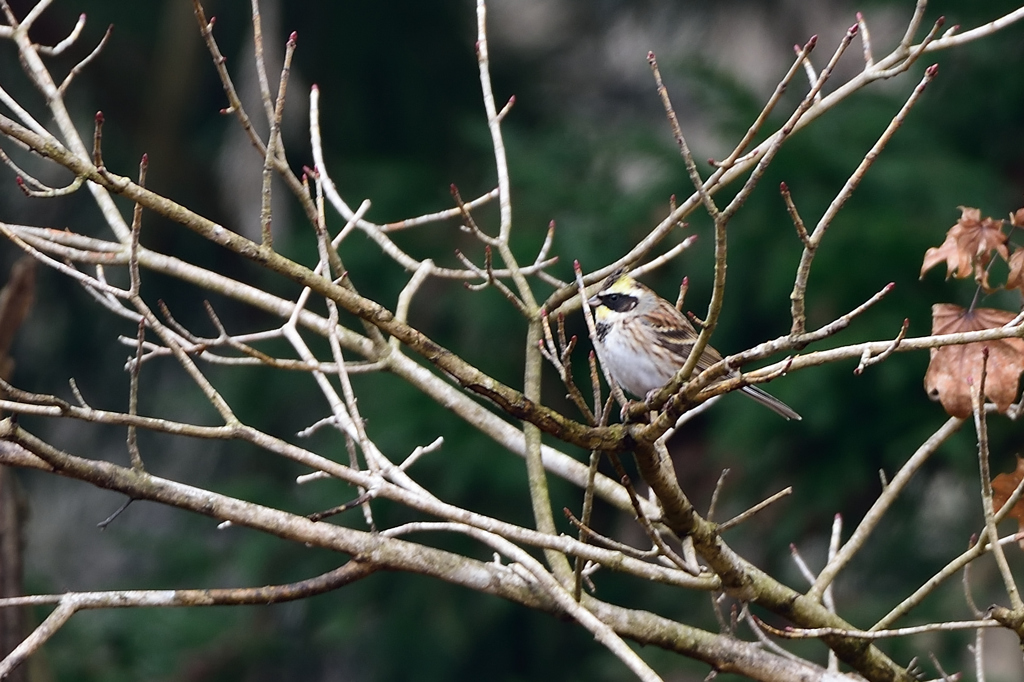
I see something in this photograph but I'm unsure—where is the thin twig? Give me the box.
[706,469,729,522]
[715,36,817,170]
[390,258,435,351]
[126,319,145,470]
[718,487,793,532]
[573,447,604,600]
[259,31,296,248]
[876,528,1024,631]
[563,508,660,561]
[37,11,85,56]
[755,614,1001,640]
[630,234,698,280]
[91,111,103,168]
[810,415,964,601]
[795,43,821,102]
[398,436,444,471]
[739,606,809,664]
[824,513,842,672]
[791,62,937,333]
[971,628,986,682]
[192,0,319,228]
[6,147,84,196]
[780,182,811,249]
[972,350,1023,611]
[857,12,875,67]
[855,319,909,375]
[58,24,111,95]
[723,25,859,223]
[648,51,718,221]
[790,544,816,585]
[249,0,276,124]
[539,310,595,423]
[620,473,699,575]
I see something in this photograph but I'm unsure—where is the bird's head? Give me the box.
[588,271,644,321]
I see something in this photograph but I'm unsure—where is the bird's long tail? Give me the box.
[740,385,801,420]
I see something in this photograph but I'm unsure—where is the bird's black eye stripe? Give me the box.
[599,292,638,313]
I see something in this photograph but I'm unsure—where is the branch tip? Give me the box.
[925,63,939,77]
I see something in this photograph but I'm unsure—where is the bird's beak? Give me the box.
[587,295,600,308]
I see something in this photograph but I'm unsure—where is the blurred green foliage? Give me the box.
[3,0,1024,680]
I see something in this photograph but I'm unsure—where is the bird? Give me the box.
[587,271,801,420]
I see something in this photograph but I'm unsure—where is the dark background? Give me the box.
[2,0,1023,680]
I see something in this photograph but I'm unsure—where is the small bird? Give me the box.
[587,271,801,420]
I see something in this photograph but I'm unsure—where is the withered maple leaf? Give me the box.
[1007,247,1024,294]
[921,207,1009,284]
[921,232,972,280]
[924,304,1024,418]
[992,455,1024,549]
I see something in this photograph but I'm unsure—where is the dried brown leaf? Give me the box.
[1008,248,1024,294]
[924,304,1024,417]
[956,206,1009,260]
[921,232,972,280]
[992,455,1024,548]
[920,207,1009,281]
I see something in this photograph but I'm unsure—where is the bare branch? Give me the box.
[259,31,296,248]
[57,23,111,95]
[36,11,85,56]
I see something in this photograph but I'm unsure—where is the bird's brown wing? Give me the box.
[644,298,801,420]
[648,299,724,371]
